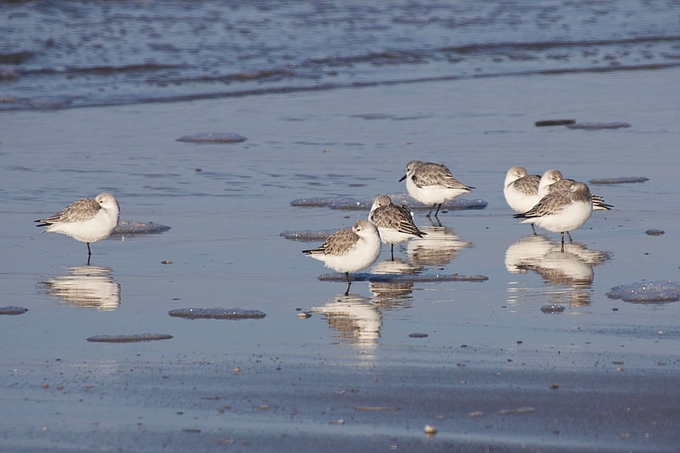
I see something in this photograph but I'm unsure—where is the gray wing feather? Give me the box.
[413,163,474,190]
[371,204,425,237]
[513,174,540,195]
[36,198,101,225]
[303,227,358,256]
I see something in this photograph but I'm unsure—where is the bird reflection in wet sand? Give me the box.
[505,235,611,307]
[406,223,472,267]
[310,294,382,350]
[40,265,121,311]
[369,258,421,307]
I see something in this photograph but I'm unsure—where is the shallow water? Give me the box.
[2,3,680,452]
[2,0,680,111]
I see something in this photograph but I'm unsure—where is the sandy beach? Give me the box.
[2,65,680,452]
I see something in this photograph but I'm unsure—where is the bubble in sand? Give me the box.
[86,333,173,343]
[540,304,566,314]
[177,132,247,143]
[168,307,266,320]
[606,280,680,303]
[589,176,648,185]
[0,306,28,315]
[111,220,171,236]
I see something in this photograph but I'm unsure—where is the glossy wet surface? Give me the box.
[2,2,680,451]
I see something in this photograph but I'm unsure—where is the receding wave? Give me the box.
[2,0,680,112]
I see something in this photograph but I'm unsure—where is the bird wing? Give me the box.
[36,198,101,225]
[371,204,425,237]
[303,227,358,256]
[514,191,570,219]
[512,174,540,196]
[412,163,473,190]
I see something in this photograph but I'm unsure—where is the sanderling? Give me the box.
[503,166,542,234]
[302,219,381,295]
[399,160,474,218]
[369,195,426,259]
[35,193,120,259]
[539,169,612,211]
[513,181,593,251]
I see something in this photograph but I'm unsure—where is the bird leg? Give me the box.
[560,232,565,253]
[531,223,537,235]
[566,231,573,242]
[87,242,92,256]
[344,272,351,296]
[390,244,395,261]
[434,203,443,217]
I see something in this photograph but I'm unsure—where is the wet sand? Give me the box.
[2,67,680,452]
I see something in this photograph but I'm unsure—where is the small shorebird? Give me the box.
[302,219,381,296]
[399,160,474,218]
[514,181,593,252]
[539,169,612,211]
[369,195,426,259]
[503,166,542,234]
[35,193,120,259]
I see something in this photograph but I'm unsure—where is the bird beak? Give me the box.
[399,174,407,182]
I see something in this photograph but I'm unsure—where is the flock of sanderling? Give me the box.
[304,162,610,295]
[34,161,610,295]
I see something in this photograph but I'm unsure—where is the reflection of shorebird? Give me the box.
[35,193,120,260]
[399,161,474,218]
[505,236,611,306]
[514,182,593,251]
[369,195,425,259]
[529,248,594,286]
[310,294,382,349]
[406,224,471,267]
[302,220,381,296]
[539,169,612,211]
[503,166,541,234]
[505,235,554,274]
[369,258,420,306]
[40,265,121,311]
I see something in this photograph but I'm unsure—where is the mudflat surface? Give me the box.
[2,2,680,451]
